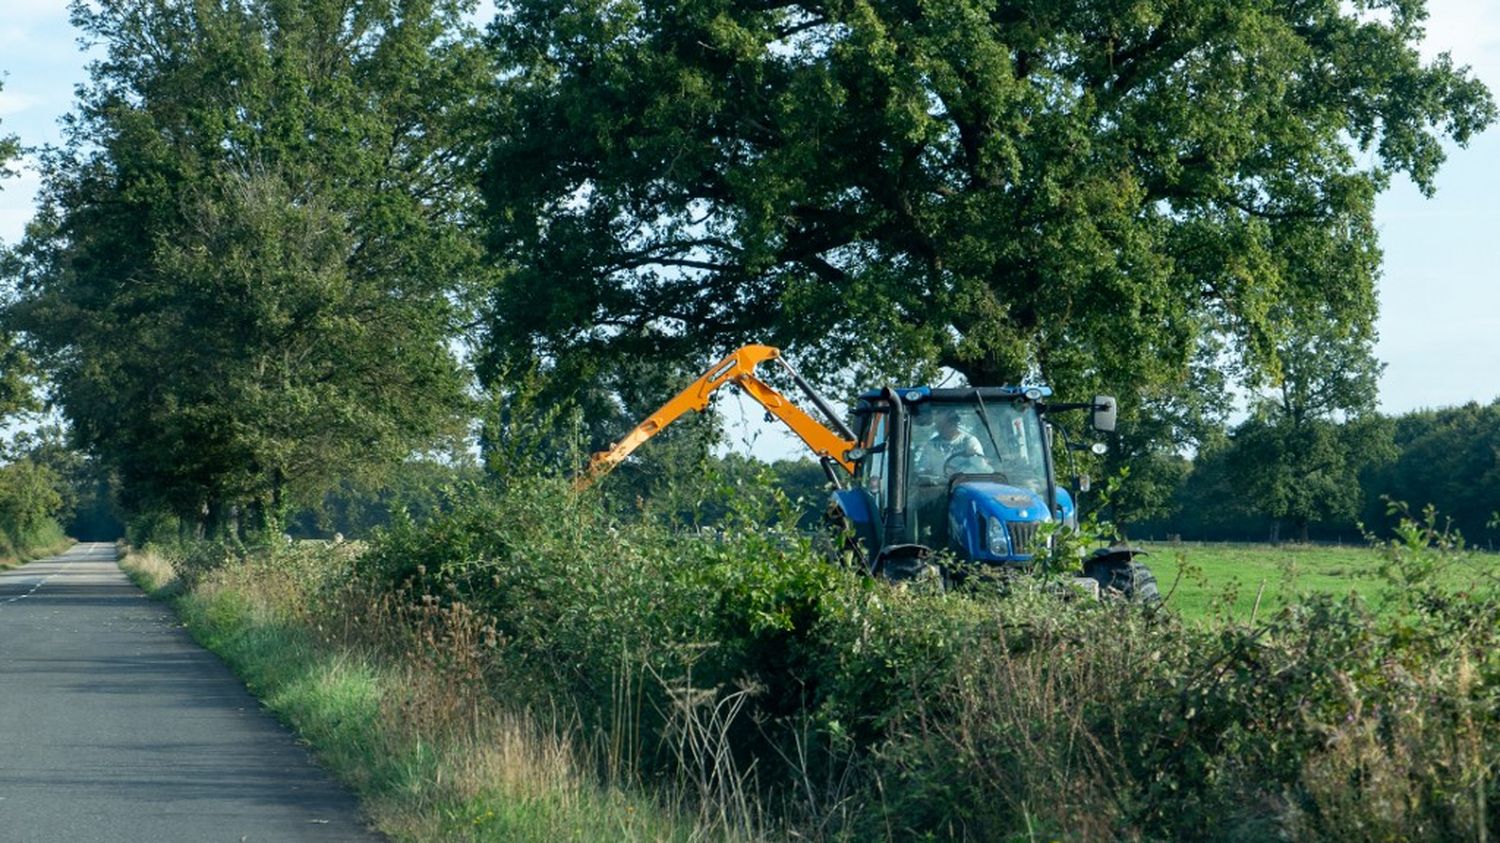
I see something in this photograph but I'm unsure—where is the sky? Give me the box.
[2,0,1498,461]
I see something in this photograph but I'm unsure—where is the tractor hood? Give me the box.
[947,480,1073,562]
[953,480,1049,521]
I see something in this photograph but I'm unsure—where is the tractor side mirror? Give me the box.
[1078,474,1092,493]
[1091,395,1117,433]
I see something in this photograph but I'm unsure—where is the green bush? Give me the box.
[164,479,1499,841]
[0,458,67,559]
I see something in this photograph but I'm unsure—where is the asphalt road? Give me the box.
[0,543,381,842]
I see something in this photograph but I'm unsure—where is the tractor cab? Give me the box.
[830,386,1116,577]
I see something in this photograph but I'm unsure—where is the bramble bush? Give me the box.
[158,473,1499,841]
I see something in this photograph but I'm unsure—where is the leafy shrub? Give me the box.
[0,458,67,558]
[157,483,1499,841]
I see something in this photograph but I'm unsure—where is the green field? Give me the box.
[1145,541,1497,622]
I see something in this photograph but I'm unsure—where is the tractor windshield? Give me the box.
[903,398,1049,548]
[908,400,1049,496]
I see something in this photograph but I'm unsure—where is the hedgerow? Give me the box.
[154,478,1499,841]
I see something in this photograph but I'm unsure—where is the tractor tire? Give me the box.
[877,553,924,582]
[873,545,947,589]
[1085,557,1161,605]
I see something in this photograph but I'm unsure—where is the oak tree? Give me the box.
[480,0,1493,413]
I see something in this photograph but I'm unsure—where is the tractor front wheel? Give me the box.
[873,544,947,589]
[821,504,870,574]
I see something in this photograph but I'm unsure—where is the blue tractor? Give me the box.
[827,385,1157,600]
[578,345,1158,601]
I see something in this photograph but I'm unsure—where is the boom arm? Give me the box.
[576,345,857,488]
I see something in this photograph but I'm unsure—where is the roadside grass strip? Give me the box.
[120,548,718,843]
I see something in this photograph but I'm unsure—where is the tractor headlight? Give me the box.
[986,516,1010,556]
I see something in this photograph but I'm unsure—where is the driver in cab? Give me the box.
[918,410,989,477]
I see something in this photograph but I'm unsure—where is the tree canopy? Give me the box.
[1,0,1496,540]
[480,0,1493,410]
[0,79,32,421]
[0,81,15,183]
[4,0,492,532]
[0,330,36,421]
[1361,400,1500,545]
[1223,305,1391,539]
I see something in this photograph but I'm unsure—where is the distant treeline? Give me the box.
[1127,400,1500,546]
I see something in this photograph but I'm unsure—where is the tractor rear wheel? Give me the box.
[1085,557,1161,604]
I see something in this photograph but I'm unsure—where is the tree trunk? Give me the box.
[269,467,285,536]
[205,498,226,540]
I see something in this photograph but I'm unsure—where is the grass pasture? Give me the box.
[1147,540,1496,622]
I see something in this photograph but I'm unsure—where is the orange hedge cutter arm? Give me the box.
[575,344,858,489]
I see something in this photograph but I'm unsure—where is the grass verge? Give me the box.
[119,546,722,843]
[0,520,73,570]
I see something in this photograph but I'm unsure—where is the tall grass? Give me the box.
[123,539,747,842]
[128,480,1500,841]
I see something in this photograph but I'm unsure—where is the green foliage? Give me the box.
[262,479,1494,840]
[0,458,66,559]
[3,423,124,541]
[1098,338,1234,531]
[1220,411,1391,541]
[1212,299,1394,540]
[1152,313,1395,541]
[480,0,1492,419]
[287,449,483,541]
[1157,394,1500,544]
[0,75,36,419]
[0,85,35,417]
[4,0,491,535]
[1361,399,1500,546]
[0,331,38,420]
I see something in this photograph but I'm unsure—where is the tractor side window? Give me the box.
[862,413,888,508]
